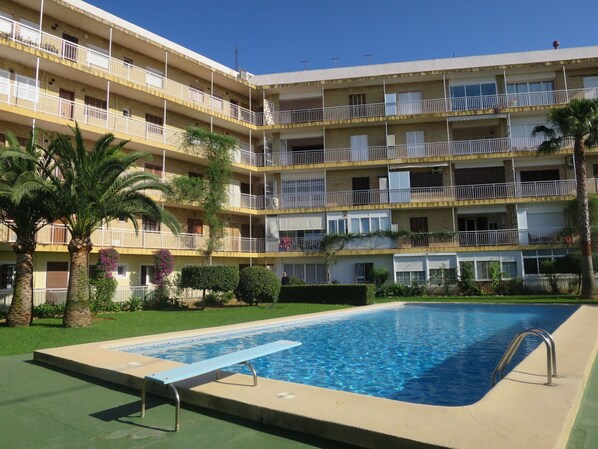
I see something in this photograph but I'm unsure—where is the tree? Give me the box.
[181,127,235,261]
[0,130,59,327]
[180,265,239,309]
[533,98,598,299]
[15,125,180,327]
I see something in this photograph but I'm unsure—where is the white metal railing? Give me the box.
[256,88,596,125]
[0,17,257,124]
[267,179,583,210]
[266,136,574,166]
[0,224,264,253]
[0,77,257,163]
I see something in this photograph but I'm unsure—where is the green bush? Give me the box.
[90,277,119,314]
[236,266,281,305]
[279,284,375,306]
[181,265,239,309]
[458,262,483,296]
[32,303,65,318]
[122,296,143,312]
[378,282,425,297]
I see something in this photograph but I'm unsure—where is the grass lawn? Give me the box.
[0,303,350,357]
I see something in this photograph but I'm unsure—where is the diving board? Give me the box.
[140,340,301,430]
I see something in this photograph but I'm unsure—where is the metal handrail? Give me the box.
[491,328,557,386]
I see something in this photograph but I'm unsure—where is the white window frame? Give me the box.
[15,74,37,102]
[87,44,109,70]
[0,68,10,96]
[146,67,163,89]
[116,264,128,278]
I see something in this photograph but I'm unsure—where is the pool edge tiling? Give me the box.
[34,304,598,449]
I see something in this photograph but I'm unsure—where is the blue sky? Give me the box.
[87,0,598,75]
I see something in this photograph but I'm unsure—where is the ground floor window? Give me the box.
[395,271,425,285]
[428,268,457,285]
[0,264,15,289]
[522,249,568,275]
[283,263,326,284]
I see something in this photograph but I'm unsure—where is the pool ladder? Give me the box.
[492,328,557,386]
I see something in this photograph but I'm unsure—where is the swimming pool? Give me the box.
[121,304,577,406]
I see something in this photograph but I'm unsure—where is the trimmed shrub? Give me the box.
[279,284,375,306]
[181,265,239,309]
[90,248,120,314]
[236,266,281,305]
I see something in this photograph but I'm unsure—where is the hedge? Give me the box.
[279,284,375,306]
[180,265,239,292]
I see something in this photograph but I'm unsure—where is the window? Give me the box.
[123,57,133,67]
[450,82,497,110]
[189,85,204,103]
[429,268,457,285]
[355,263,374,283]
[398,91,422,115]
[145,113,163,135]
[15,74,36,102]
[142,216,160,232]
[0,69,9,96]
[349,93,366,118]
[84,96,107,121]
[507,81,555,106]
[328,218,347,234]
[280,178,325,208]
[140,265,155,285]
[0,263,16,289]
[87,45,109,70]
[144,162,162,177]
[396,271,425,285]
[283,263,326,284]
[476,260,500,280]
[0,12,13,36]
[212,93,224,110]
[502,261,517,279]
[146,67,163,88]
[116,265,127,278]
[18,19,39,45]
[122,108,131,118]
[522,249,567,275]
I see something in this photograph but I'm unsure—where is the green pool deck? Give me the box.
[567,353,598,449]
[0,354,357,449]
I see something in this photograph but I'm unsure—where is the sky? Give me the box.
[86,0,598,75]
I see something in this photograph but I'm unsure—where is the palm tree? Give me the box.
[532,98,598,299]
[16,124,180,327]
[0,130,58,327]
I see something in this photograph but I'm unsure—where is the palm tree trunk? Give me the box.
[6,238,36,327]
[573,143,597,299]
[63,237,93,327]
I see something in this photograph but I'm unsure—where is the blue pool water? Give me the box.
[122,304,577,405]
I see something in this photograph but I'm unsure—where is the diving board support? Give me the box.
[140,340,301,431]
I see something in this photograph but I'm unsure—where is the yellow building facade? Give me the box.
[1,0,598,304]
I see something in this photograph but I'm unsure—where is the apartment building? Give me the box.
[1,0,597,302]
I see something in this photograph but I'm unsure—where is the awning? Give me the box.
[447,114,507,122]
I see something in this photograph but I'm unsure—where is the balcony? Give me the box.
[0,17,257,124]
[265,179,582,210]
[256,89,594,126]
[0,78,255,163]
[0,224,265,253]
[266,136,567,167]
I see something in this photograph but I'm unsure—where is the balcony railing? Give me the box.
[267,179,583,210]
[0,17,257,124]
[0,78,255,163]
[257,88,596,125]
[267,136,572,166]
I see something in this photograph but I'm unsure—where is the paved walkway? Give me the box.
[1,352,597,449]
[0,354,356,449]
[566,353,598,449]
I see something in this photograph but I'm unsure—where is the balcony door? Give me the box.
[410,217,429,247]
[350,135,368,161]
[349,93,366,118]
[59,89,74,120]
[583,76,598,99]
[62,33,78,61]
[398,91,422,115]
[352,176,370,206]
[46,261,68,304]
[406,131,425,158]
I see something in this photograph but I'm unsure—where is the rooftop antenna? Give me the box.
[235,46,239,71]
[364,53,372,64]
[331,57,339,67]
[300,60,309,70]
[553,40,560,50]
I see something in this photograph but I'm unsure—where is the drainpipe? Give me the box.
[163,99,167,144]
[34,57,40,112]
[106,80,110,128]
[562,66,569,101]
[38,0,44,35]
